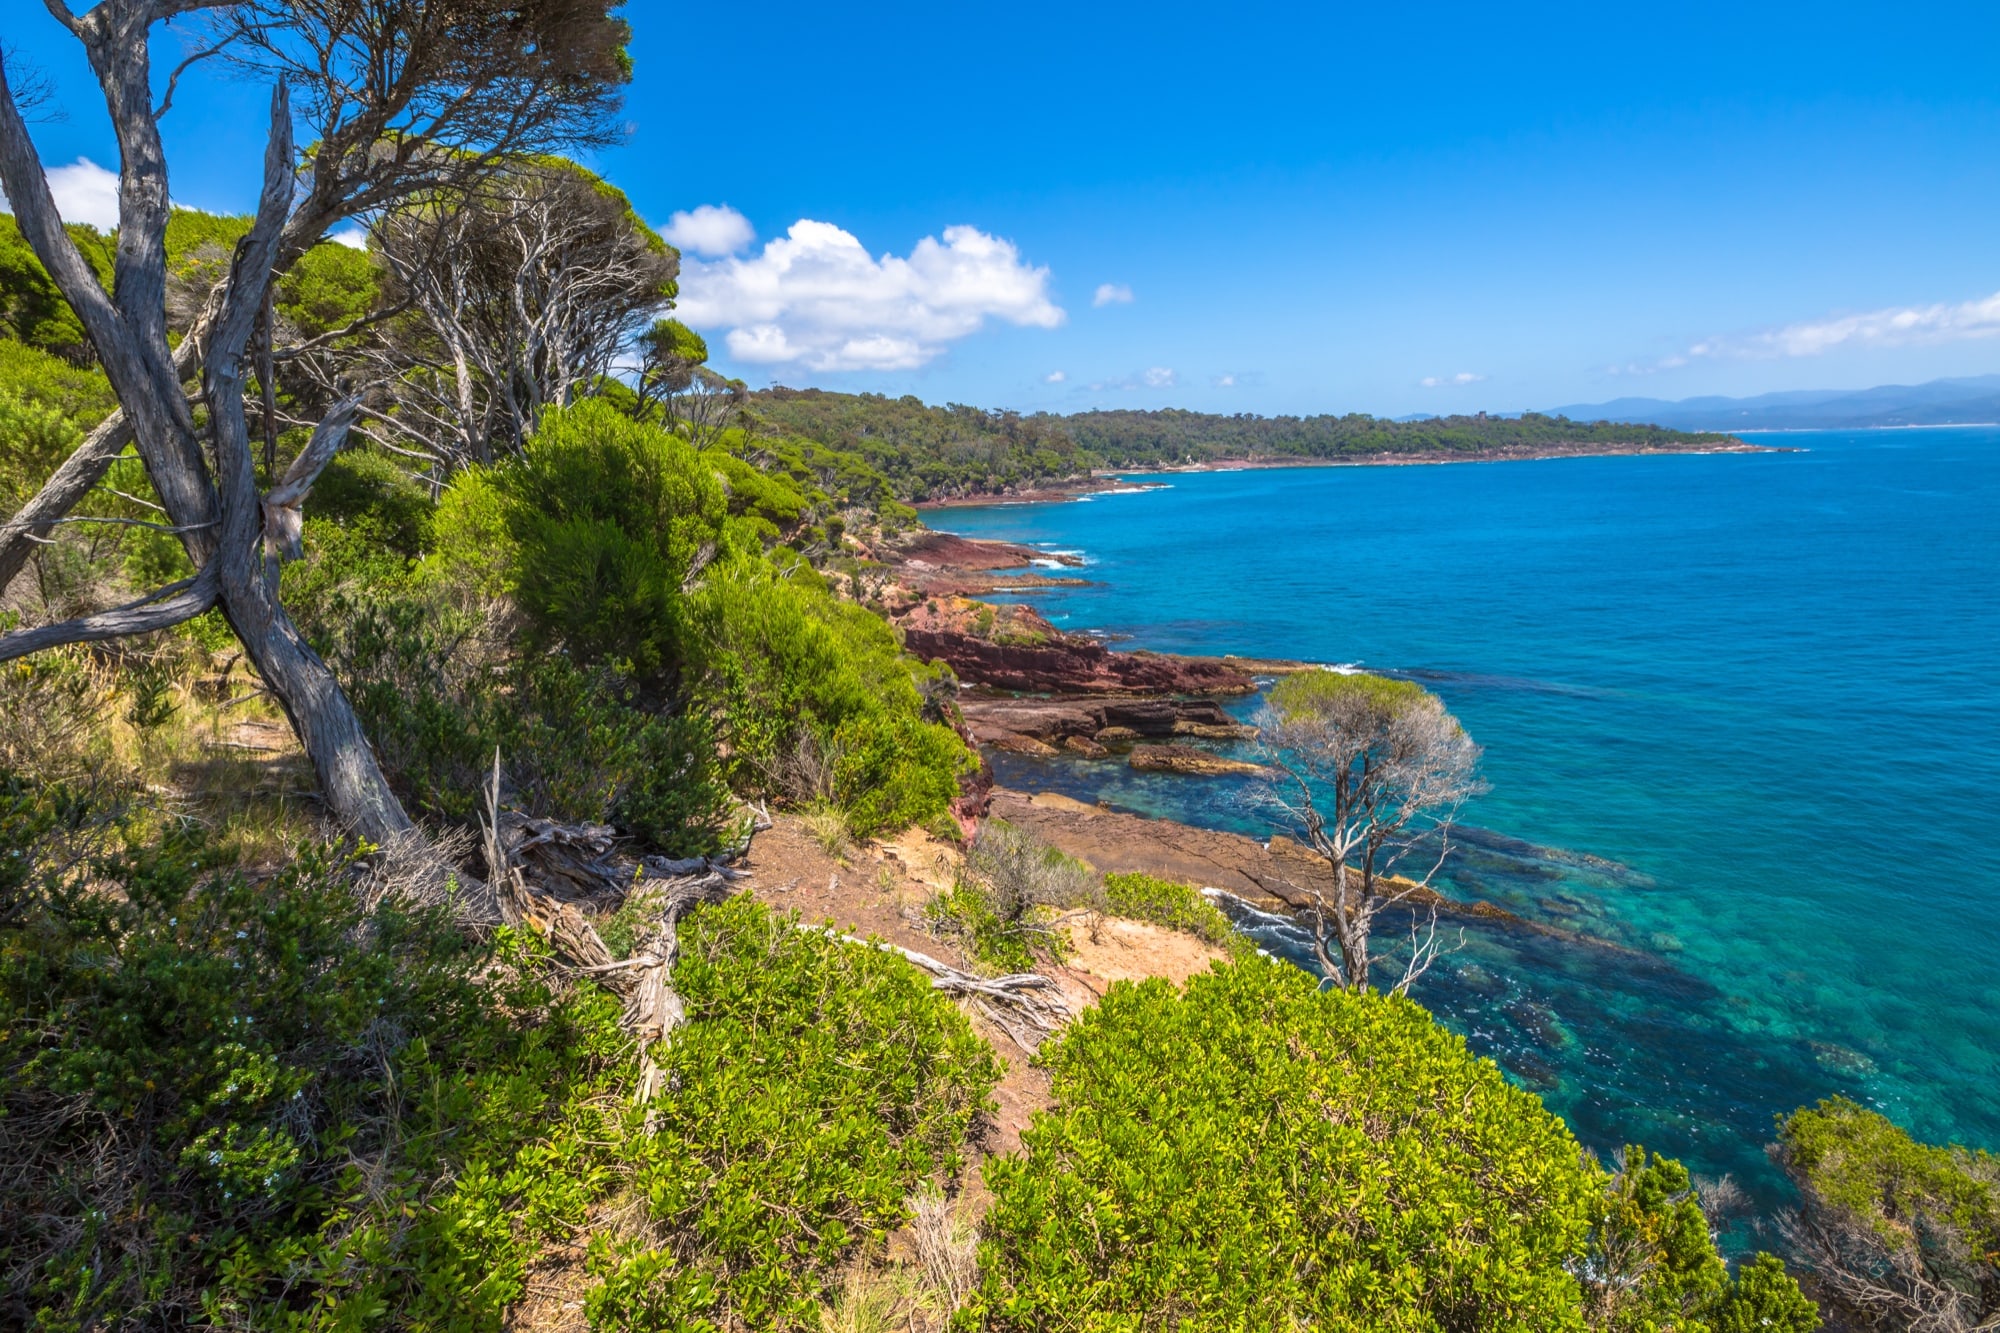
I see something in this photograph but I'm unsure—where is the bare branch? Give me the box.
[261,393,360,561]
[153,38,230,118]
[0,567,219,662]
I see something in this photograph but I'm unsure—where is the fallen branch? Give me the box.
[796,924,1072,1053]
[479,751,731,1121]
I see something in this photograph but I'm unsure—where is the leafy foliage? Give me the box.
[689,557,970,835]
[1776,1096,1997,1328]
[968,959,1604,1330]
[1102,871,1248,953]
[587,895,1001,1331]
[0,779,632,1331]
[0,781,999,1332]
[488,397,729,686]
[304,586,730,854]
[966,961,1815,1332]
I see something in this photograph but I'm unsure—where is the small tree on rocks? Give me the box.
[1261,670,1484,995]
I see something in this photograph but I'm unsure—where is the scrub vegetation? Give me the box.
[0,5,1932,1329]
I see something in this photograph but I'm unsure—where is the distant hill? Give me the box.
[1546,375,2000,431]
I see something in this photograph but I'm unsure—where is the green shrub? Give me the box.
[1102,871,1248,953]
[1,783,1003,1332]
[691,558,970,835]
[0,779,633,1331]
[966,959,1604,1331]
[0,388,83,512]
[967,959,1814,1333]
[306,586,730,855]
[495,397,729,686]
[1776,1096,1993,1328]
[586,894,1003,1331]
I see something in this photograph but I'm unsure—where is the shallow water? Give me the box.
[940,430,2000,1216]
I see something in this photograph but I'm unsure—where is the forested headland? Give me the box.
[0,7,1984,1331]
[747,387,1752,497]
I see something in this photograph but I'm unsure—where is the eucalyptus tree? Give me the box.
[0,0,631,597]
[632,317,748,448]
[0,0,629,846]
[337,158,679,473]
[1261,671,1484,994]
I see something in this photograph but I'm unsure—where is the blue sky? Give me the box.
[7,1,2000,415]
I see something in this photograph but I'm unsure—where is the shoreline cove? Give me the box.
[912,428,2000,1228]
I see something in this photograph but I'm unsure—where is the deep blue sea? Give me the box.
[938,428,1999,1217]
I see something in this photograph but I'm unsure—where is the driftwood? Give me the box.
[797,924,1072,1054]
[479,753,735,1120]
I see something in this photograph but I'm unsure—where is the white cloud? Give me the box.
[1688,289,2000,360]
[661,203,755,258]
[1419,371,1486,387]
[1093,282,1135,307]
[1214,373,1236,388]
[677,219,1064,372]
[1087,366,1181,392]
[1045,370,1067,383]
[329,226,369,250]
[0,156,121,231]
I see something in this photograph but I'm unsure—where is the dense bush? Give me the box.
[306,587,730,854]
[485,398,730,687]
[0,778,633,1331]
[965,960,1815,1332]
[426,402,972,839]
[1776,1096,1997,1328]
[589,895,1002,1330]
[691,558,970,835]
[967,960,1602,1330]
[1102,871,1247,952]
[0,781,1001,1331]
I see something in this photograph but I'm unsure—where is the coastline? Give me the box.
[872,523,1587,951]
[913,437,1788,508]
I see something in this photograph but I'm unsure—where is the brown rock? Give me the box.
[1173,719,1260,740]
[1094,726,1140,741]
[1128,744,1274,778]
[1064,734,1110,758]
[988,731,1059,758]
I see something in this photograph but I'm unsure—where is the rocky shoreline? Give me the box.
[868,526,1638,953]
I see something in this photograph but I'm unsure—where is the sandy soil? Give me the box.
[733,812,1229,1157]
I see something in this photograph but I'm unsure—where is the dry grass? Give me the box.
[907,1183,978,1312]
[1,639,329,869]
[801,804,854,862]
[811,1185,980,1333]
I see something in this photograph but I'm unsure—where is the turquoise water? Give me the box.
[938,429,1999,1215]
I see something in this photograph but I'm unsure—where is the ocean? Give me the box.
[935,427,2000,1219]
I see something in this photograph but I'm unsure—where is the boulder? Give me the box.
[1064,734,1110,758]
[1127,744,1274,778]
[988,731,1059,758]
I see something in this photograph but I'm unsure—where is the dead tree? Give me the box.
[0,0,624,847]
[0,0,630,596]
[1260,671,1485,995]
